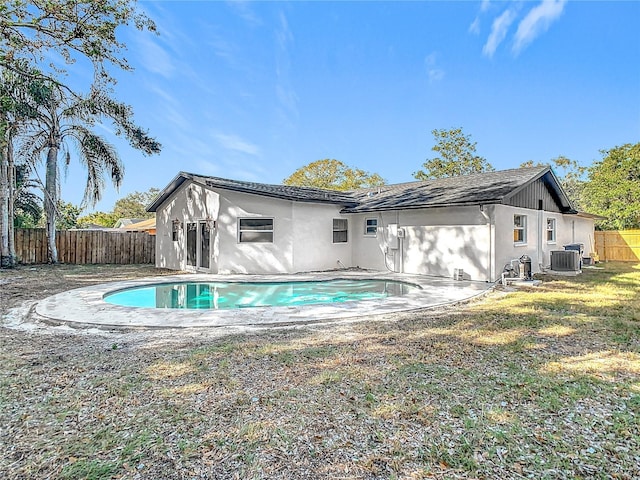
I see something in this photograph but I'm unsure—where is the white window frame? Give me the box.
[514,214,527,244]
[364,218,378,236]
[546,218,556,243]
[171,219,180,242]
[333,218,348,243]
[238,217,274,243]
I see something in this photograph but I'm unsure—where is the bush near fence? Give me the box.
[594,230,640,262]
[14,228,155,265]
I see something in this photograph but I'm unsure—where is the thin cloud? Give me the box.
[274,10,299,129]
[483,8,517,58]
[227,1,262,27]
[135,35,175,78]
[195,160,221,176]
[425,53,445,83]
[469,0,492,35]
[469,17,481,35]
[513,0,567,54]
[214,133,260,156]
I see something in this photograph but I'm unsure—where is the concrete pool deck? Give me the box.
[35,271,494,329]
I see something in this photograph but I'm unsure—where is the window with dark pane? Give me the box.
[333,218,348,243]
[239,218,274,243]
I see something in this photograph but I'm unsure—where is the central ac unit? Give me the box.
[550,250,580,272]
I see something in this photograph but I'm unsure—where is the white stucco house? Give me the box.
[147,166,597,282]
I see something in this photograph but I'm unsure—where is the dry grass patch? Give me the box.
[1,262,639,479]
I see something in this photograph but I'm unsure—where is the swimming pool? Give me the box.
[103,279,420,310]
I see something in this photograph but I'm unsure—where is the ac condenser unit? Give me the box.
[550,250,581,272]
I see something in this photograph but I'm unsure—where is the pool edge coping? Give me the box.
[35,271,494,329]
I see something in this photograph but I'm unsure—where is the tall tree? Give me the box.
[0,0,158,267]
[13,164,42,228]
[520,156,587,209]
[76,211,119,228]
[19,84,160,262]
[581,143,640,230]
[283,159,385,191]
[0,63,43,266]
[77,188,159,228]
[1,0,156,87]
[52,201,82,230]
[113,188,160,219]
[414,127,494,180]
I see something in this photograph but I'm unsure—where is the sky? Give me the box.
[50,0,640,214]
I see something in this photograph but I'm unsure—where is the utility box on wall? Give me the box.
[387,224,399,250]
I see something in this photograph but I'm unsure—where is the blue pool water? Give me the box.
[103,279,419,310]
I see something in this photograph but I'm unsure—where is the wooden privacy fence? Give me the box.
[14,228,155,265]
[594,230,640,262]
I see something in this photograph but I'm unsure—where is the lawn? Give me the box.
[1,263,638,479]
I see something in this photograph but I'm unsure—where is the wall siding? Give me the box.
[506,177,563,213]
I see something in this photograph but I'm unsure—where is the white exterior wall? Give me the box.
[291,202,352,272]
[493,205,595,274]
[351,206,492,281]
[155,181,595,280]
[216,190,350,274]
[155,182,220,271]
[156,180,352,274]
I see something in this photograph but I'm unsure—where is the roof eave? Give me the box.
[341,199,502,214]
[146,172,193,212]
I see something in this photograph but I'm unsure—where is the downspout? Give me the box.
[479,205,493,282]
[537,206,544,273]
[397,210,403,273]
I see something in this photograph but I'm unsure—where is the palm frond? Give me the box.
[70,125,123,206]
[17,131,50,167]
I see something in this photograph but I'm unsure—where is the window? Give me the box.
[333,218,348,243]
[513,214,527,243]
[546,218,556,242]
[364,218,378,236]
[172,220,180,241]
[239,218,273,243]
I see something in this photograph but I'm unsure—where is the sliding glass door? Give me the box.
[199,221,211,269]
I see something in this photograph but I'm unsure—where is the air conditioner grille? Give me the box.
[551,250,580,271]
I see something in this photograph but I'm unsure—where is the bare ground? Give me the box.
[1,263,638,479]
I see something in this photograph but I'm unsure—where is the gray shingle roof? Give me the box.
[148,166,563,213]
[147,172,357,212]
[345,166,551,213]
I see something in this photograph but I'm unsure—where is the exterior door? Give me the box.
[186,222,197,267]
[199,221,211,269]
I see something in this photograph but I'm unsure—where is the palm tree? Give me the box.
[1,63,44,267]
[19,84,160,262]
[13,164,42,228]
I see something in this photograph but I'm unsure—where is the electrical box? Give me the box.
[387,224,399,250]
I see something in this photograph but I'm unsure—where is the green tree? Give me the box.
[1,1,156,87]
[581,143,640,230]
[0,0,158,266]
[13,164,42,228]
[414,127,494,180]
[113,188,159,219]
[1,63,44,266]
[77,211,120,228]
[520,156,587,209]
[19,84,160,262]
[283,159,385,191]
[53,201,82,230]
